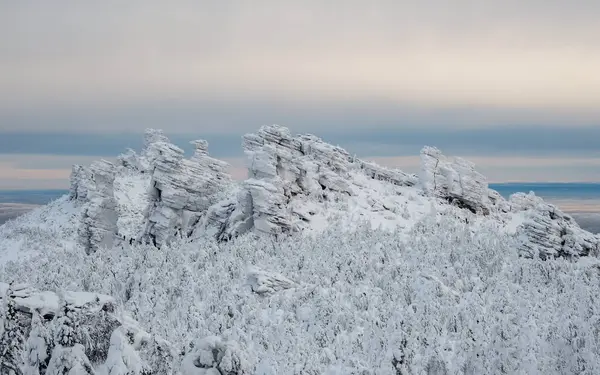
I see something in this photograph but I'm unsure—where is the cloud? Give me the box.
[1,2,599,185]
[1,1,600,133]
[1,125,599,159]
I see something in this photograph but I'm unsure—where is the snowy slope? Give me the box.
[1,125,600,374]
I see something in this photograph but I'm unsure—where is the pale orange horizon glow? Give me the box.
[2,154,600,190]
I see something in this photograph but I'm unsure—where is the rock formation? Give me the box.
[419,146,491,214]
[63,125,600,260]
[78,160,119,254]
[69,165,92,203]
[246,267,297,295]
[510,192,599,259]
[219,125,417,238]
[143,136,232,247]
[487,188,511,213]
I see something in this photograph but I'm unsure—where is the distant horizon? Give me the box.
[2,2,599,189]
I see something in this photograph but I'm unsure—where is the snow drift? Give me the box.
[1,125,599,374]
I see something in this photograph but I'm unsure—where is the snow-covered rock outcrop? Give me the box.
[418,146,599,258]
[69,165,92,202]
[510,192,599,259]
[78,160,119,254]
[246,267,297,295]
[420,146,491,214]
[219,125,418,238]
[59,125,599,260]
[143,137,232,247]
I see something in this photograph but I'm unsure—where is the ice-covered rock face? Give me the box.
[78,160,119,254]
[510,192,600,259]
[419,146,491,214]
[143,137,232,247]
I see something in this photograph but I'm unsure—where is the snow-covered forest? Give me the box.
[1,126,599,374]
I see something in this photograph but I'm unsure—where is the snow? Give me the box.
[503,210,528,235]
[113,170,151,241]
[1,125,599,374]
[0,195,79,266]
[0,282,115,317]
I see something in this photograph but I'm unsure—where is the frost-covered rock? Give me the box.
[143,137,232,246]
[246,267,297,295]
[139,128,171,172]
[511,192,600,259]
[116,148,142,172]
[357,160,418,187]
[0,282,116,320]
[78,160,119,254]
[221,125,417,238]
[488,188,511,213]
[70,165,92,203]
[420,146,490,214]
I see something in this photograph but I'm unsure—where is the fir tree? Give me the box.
[0,282,25,375]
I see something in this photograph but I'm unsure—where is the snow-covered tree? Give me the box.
[46,299,95,375]
[22,310,50,375]
[0,282,26,374]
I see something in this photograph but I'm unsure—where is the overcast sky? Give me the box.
[1,1,599,189]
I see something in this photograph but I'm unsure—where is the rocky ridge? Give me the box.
[66,125,599,259]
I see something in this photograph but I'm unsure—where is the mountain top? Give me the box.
[1,125,599,374]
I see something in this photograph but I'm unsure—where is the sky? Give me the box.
[1,1,599,189]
